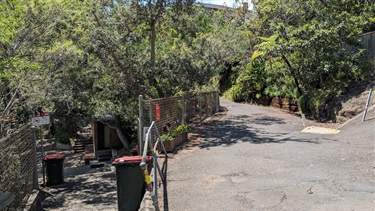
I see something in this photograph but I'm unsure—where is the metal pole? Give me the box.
[40,126,45,187]
[153,155,158,205]
[301,114,307,127]
[32,127,38,189]
[362,89,372,122]
[181,94,185,125]
[139,95,143,155]
[149,99,153,148]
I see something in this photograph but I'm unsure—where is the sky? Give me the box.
[200,0,235,6]
[197,0,253,9]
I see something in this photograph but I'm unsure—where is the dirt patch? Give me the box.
[337,87,374,123]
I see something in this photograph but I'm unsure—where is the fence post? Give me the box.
[138,95,143,155]
[216,90,220,112]
[210,91,214,116]
[149,99,153,143]
[32,127,38,189]
[205,93,209,117]
[198,94,202,122]
[362,88,373,122]
[181,94,185,125]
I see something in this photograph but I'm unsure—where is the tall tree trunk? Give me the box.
[150,19,156,67]
[282,54,308,113]
[150,18,165,97]
[116,127,130,151]
[282,54,303,97]
[113,116,130,151]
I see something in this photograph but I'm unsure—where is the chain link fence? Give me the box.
[138,91,220,152]
[0,124,36,210]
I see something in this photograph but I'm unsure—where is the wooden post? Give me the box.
[198,95,202,122]
[216,90,220,113]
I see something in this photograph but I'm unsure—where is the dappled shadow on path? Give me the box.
[187,112,337,150]
[40,165,117,210]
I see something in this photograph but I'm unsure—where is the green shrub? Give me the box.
[161,134,173,142]
[175,124,189,134]
[224,84,245,102]
[161,124,189,141]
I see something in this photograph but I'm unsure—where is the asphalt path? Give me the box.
[166,99,374,210]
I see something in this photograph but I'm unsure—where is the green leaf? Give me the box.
[252,50,265,59]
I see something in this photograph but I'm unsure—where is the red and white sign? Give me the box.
[32,112,50,126]
[155,104,160,120]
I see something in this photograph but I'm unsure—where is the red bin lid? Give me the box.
[44,153,64,160]
[113,155,151,163]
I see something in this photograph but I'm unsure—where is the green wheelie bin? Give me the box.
[112,155,151,211]
[43,153,65,186]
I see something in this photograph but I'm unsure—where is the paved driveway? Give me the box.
[166,99,374,210]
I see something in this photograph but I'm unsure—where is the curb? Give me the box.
[22,189,41,211]
[139,191,155,211]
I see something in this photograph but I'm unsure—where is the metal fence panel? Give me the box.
[0,125,35,210]
[138,91,220,153]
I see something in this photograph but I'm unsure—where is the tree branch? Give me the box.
[281,54,303,96]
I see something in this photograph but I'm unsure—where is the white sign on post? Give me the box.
[32,112,50,126]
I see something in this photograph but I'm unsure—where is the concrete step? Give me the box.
[73,139,93,153]
[98,155,112,162]
[96,149,112,156]
[89,160,106,168]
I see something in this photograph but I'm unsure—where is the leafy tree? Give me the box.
[232,0,375,121]
[65,0,218,149]
[1,0,97,140]
[1,0,65,136]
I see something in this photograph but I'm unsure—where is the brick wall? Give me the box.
[0,124,35,210]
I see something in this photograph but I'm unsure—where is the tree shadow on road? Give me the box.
[232,115,286,126]
[186,113,337,150]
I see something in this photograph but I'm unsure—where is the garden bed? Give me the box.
[159,132,188,153]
